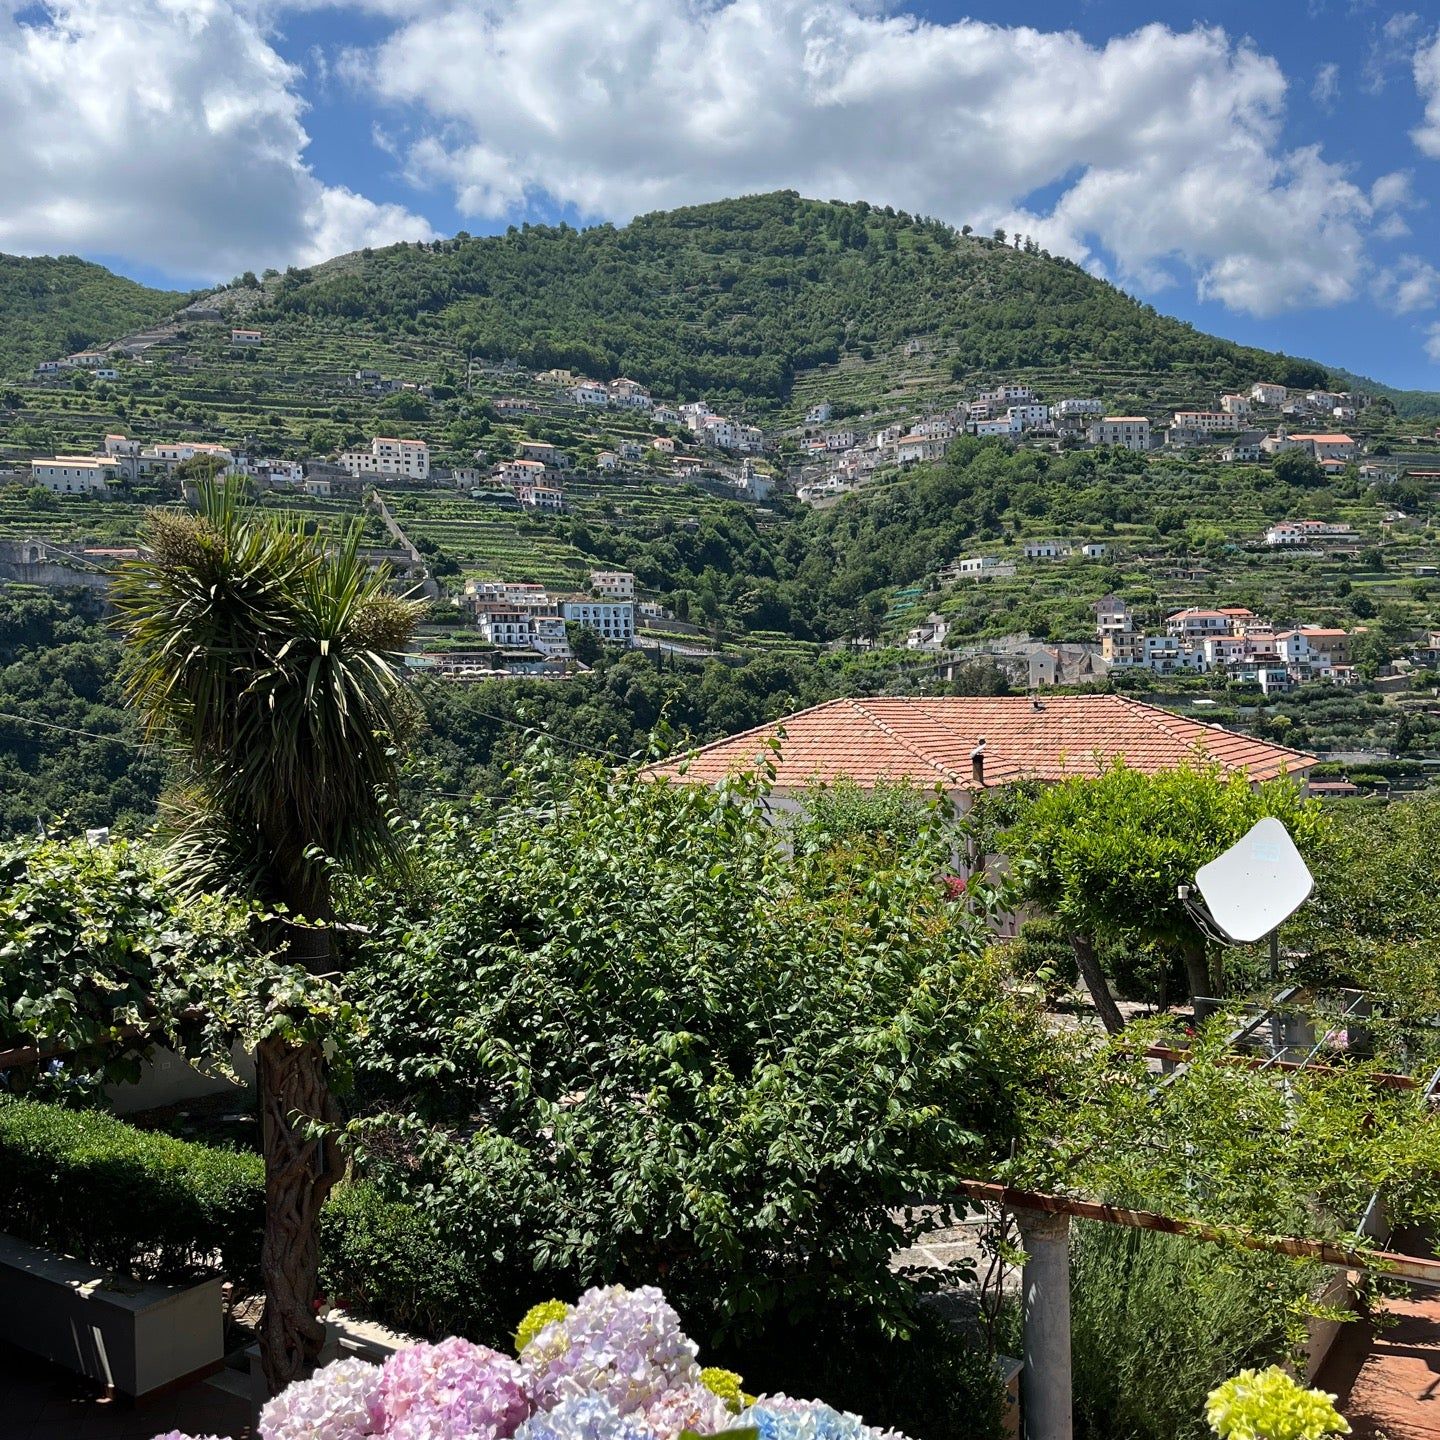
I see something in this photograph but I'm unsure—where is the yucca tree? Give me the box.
[112,483,421,1391]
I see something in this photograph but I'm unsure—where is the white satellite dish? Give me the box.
[1193,816,1313,944]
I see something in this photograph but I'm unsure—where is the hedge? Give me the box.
[0,1098,520,1345]
[0,1097,265,1285]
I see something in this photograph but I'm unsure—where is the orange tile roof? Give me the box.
[640,695,1314,791]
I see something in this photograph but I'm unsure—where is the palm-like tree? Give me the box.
[113,483,421,1391]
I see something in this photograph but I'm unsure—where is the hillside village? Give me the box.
[6,330,1440,698]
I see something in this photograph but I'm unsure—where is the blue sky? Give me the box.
[5,1,1440,388]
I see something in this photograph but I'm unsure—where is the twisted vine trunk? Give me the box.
[257,1032,345,1394]
[1071,933,1125,1035]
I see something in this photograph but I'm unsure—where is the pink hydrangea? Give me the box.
[150,1433,231,1439]
[259,1356,382,1440]
[377,1337,532,1440]
[641,1383,734,1439]
[521,1285,700,1414]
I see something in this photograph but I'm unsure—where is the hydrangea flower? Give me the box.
[150,1433,231,1439]
[522,1286,700,1414]
[741,1395,910,1440]
[699,1367,748,1415]
[377,1337,532,1440]
[516,1301,574,1356]
[513,1395,657,1440]
[259,1356,382,1440]
[642,1382,734,1438]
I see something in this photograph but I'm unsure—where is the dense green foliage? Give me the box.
[264,194,1331,408]
[343,759,1047,1391]
[0,253,183,378]
[1001,764,1329,1010]
[0,1096,264,1283]
[0,587,164,834]
[1067,1225,1308,1440]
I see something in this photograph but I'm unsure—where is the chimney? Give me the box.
[970,738,987,787]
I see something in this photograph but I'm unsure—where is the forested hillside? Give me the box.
[0,255,184,377]
[258,193,1334,409]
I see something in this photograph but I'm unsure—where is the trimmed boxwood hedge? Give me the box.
[0,1097,264,1285]
[0,1097,515,1344]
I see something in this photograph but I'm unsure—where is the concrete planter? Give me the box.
[0,1231,224,1397]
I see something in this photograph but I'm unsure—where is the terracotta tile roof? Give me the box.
[639,695,1315,790]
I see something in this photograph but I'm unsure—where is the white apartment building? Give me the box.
[1264,520,1355,547]
[805,402,834,424]
[31,457,116,494]
[596,452,619,471]
[970,418,1018,439]
[992,384,1034,403]
[1288,433,1357,461]
[1250,383,1288,407]
[825,431,857,451]
[1089,417,1151,451]
[1093,595,1132,636]
[1220,394,1251,418]
[339,437,430,481]
[518,440,561,465]
[1007,403,1050,428]
[478,610,533,648]
[561,598,635,643]
[1172,411,1236,434]
[568,381,610,407]
[589,570,637,600]
[1054,398,1102,417]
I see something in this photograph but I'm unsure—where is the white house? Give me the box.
[1080,542,1109,559]
[568,381,611,407]
[608,378,652,409]
[498,458,548,486]
[230,329,263,346]
[596,451,620,471]
[1055,398,1102,417]
[589,570,636,600]
[1089,417,1151,451]
[1288,433,1357,462]
[897,434,947,462]
[825,430,857,451]
[339,437,430,481]
[1220,394,1251,418]
[1007,403,1049,429]
[561,597,635,643]
[1250,382,1288,407]
[1023,541,1064,560]
[1172,411,1235,435]
[805,401,834,424]
[1093,595,1132,637]
[1165,608,1234,638]
[517,484,565,511]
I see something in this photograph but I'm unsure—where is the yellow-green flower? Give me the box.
[515,1299,572,1356]
[700,1366,747,1414]
[1205,1366,1350,1440]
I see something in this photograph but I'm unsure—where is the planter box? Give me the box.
[0,1231,223,1397]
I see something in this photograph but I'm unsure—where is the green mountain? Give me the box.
[260,192,1336,411]
[0,254,186,379]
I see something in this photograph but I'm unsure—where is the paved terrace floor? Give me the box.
[1321,1292,1440,1439]
[0,1342,253,1440]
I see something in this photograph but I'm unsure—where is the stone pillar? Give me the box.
[1016,1208,1073,1440]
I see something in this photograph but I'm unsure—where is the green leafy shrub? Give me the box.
[1068,1223,1312,1440]
[0,1097,264,1284]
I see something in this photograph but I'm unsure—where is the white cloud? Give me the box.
[1312,61,1340,107]
[0,0,433,281]
[1415,32,1440,157]
[348,3,1383,316]
[1426,321,1440,362]
[1365,11,1422,93]
[1374,255,1440,312]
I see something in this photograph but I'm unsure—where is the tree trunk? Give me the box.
[257,1033,345,1395]
[1071,933,1125,1035]
[1181,937,1214,1021]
